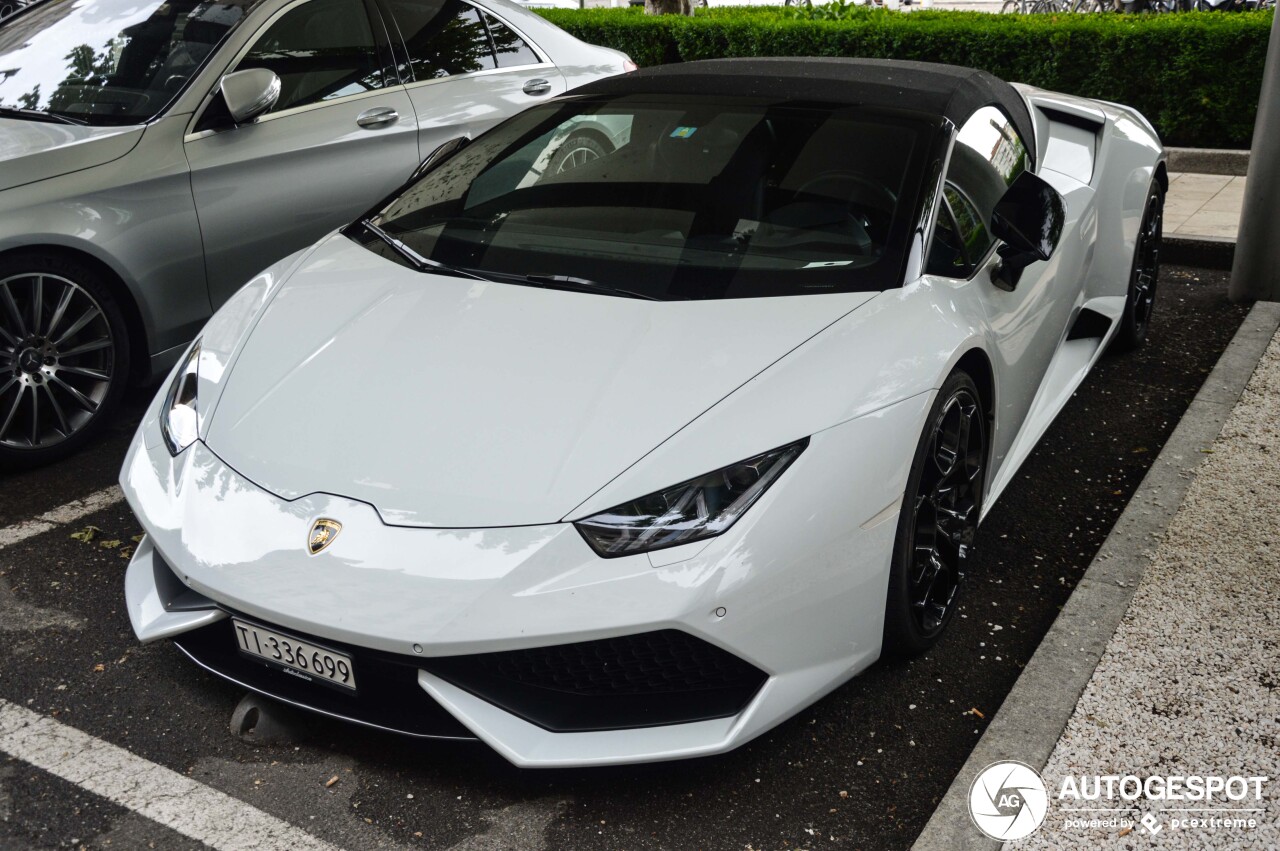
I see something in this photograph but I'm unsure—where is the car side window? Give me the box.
[944,184,992,268]
[927,105,1030,278]
[480,12,540,68]
[236,0,387,114]
[926,198,968,277]
[382,0,496,80]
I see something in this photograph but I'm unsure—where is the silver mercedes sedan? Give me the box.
[0,0,630,465]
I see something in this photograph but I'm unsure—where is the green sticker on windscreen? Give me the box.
[670,126,698,139]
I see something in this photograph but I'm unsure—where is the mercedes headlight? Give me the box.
[575,439,808,557]
[161,340,200,456]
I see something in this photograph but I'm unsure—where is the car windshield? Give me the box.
[0,0,260,126]
[360,95,935,300]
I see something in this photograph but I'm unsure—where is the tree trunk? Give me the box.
[1229,6,1280,301]
[644,0,694,15]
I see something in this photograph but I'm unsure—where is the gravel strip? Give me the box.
[1016,326,1280,849]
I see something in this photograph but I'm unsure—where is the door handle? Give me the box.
[356,107,399,129]
[522,78,551,97]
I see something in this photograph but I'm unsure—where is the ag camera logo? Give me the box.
[968,761,1050,840]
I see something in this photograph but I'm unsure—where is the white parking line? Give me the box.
[0,698,341,851]
[0,486,124,551]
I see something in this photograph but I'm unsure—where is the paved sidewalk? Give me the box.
[1167,172,1246,240]
[1016,326,1280,849]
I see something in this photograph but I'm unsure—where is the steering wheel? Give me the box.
[793,170,897,211]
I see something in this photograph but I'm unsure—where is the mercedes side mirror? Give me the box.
[220,69,281,126]
[990,170,1066,292]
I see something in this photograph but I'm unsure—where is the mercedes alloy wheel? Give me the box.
[0,255,130,467]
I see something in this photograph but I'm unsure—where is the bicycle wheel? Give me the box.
[1000,0,1024,12]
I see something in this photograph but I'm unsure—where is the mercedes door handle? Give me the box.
[356,107,399,129]
[522,78,552,97]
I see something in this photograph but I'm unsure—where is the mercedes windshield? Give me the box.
[0,0,260,126]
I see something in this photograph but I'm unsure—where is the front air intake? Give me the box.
[422,630,767,732]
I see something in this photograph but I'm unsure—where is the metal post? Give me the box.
[1229,9,1280,303]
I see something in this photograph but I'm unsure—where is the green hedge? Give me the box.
[537,7,1272,148]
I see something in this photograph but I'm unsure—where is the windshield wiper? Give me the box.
[358,219,490,282]
[356,223,656,299]
[0,107,86,125]
[518,274,660,301]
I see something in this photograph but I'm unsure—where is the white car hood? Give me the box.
[203,235,877,528]
[0,119,144,191]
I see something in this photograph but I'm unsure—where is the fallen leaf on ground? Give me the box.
[70,526,101,543]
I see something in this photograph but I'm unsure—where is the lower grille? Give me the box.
[173,616,764,737]
[422,630,767,733]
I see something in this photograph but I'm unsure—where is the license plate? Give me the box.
[232,619,357,691]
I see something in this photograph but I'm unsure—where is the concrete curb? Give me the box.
[1164,235,1235,271]
[910,299,1280,851]
[1166,147,1249,177]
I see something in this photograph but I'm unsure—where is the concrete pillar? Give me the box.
[1229,10,1280,303]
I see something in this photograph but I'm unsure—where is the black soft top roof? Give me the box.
[572,58,1036,165]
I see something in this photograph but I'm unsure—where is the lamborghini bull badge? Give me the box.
[308,519,342,555]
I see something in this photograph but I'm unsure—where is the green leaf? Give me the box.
[70,526,101,543]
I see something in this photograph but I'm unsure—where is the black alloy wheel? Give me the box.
[0,254,130,468]
[1114,181,1164,351]
[883,371,987,657]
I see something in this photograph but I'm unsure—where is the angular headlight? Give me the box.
[161,340,200,456]
[575,439,808,557]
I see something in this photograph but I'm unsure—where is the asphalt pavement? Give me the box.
[0,266,1250,850]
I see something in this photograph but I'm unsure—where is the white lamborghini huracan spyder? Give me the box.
[122,58,1165,767]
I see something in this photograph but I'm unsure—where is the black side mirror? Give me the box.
[990,170,1066,291]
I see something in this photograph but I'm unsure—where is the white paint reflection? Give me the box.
[174,444,565,582]
[179,446,301,567]
[369,525,562,582]
[515,562,653,596]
